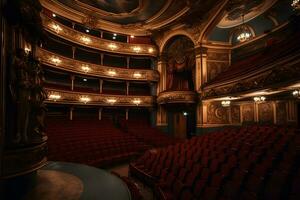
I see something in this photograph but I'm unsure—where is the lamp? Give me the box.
[236,14,252,43]
[292,0,300,10]
[80,96,91,104]
[253,96,266,103]
[132,98,141,106]
[81,64,90,73]
[48,93,61,101]
[107,98,117,104]
[292,89,300,98]
[221,100,231,107]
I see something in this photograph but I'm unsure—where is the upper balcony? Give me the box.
[41,14,158,57]
[37,47,159,82]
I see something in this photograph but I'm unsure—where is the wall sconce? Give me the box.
[81,64,91,73]
[50,56,62,65]
[107,70,116,76]
[108,43,117,50]
[80,96,91,104]
[48,93,61,101]
[292,89,300,98]
[50,23,62,33]
[107,98,117,104]
[221,100,231,107]
[292,0,300,10]
[133,46,141,53]
[253,96,266,102]
[24,47,31,54]
[133,72,142,78]
[132,98,141,106]
[80,36,91,44]
[148,48,154,53]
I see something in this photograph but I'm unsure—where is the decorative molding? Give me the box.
[157,90,197,104]
[41,14,158,56]
[37,48,159,81]
[45,88,155,107]
[1,142,48,179]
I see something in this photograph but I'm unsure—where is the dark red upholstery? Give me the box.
[129,126,300,200]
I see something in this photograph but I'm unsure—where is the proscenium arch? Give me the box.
[159,31,196,54]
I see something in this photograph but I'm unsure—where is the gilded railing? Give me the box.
[41,14,158,56]
[45,88,155,107]
[157,91,198,104]
[37,48,160,81]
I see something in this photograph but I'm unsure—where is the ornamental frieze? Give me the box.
[157,90,198,104]
[37,48,159,82]
[41,14,158,56]
[45,88,155,107]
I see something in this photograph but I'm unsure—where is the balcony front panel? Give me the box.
[46,88,155,107]
[157,91,198,104]
[37,48,159,82]
[42,14,158,56]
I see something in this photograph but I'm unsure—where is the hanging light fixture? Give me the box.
[292,0,300,10]
[236,14,252,43]
[292,89,300,98]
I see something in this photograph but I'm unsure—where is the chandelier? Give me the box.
[236,15,252,43]
[292,0,300,10]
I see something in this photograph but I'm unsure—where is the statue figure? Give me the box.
[10,49,31,144]
[9,48,47,145]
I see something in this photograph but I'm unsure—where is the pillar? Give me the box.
[70,107,74,120]
[70,75,75,91]
[126,57,130,69]
[199,47,208,85]
[72,46,76,59]
[157,54,167,94]
[126,109,129,120]
[100,31,103,38]
[98,108,102,120]
[100,53,104,65]
[99,79,103,94]
[126,81,129,96]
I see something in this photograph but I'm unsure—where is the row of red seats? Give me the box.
[46,118,151,167]
[129,126,299,200]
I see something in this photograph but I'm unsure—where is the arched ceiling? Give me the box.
[39,0,222,35]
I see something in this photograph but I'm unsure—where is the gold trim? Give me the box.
[37,48,159,81]
[45,88,155,107]
[157,90,197,104]
[41,14,158,56]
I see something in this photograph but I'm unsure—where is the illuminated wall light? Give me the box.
[80,36,91,44]
[80,96,91,104]
[108,43,117,50]
[133,46,141,53]
[112,36,116,40]
[183,112,188,116]
[133,72,142,78]
[253,96,266,102]
[24,47,31,54]
[50,57,62,65]
[50,23,62,33]
[292,89,300,97]
[81,65,90,73]
[132,98,141,106]
[148,48,154,53]
[130,35,135,38]
[48,93,61,101]
[221,100,231,107]
[86,29,90,33]
[113,33,117,36]
[52,13,56,17]
[107,70,116,76]
[292,0,300,10]
[83,78,87,82]
[107,98,117,104]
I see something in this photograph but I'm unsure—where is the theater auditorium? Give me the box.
[0,0,300,199]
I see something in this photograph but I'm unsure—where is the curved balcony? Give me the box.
[41,14,158,56]
[45,88,155,107]
[37,48,159,82]
[157,91,198,104]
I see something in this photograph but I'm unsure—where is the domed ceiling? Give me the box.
[39,0,222,35]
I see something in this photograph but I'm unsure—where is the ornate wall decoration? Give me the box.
[157,91,197,104]
[37,48,160,82]
[231,105,241,123]
[165,36,195,91]
[41,14,158,56]
[276,101,287,124]
[207,102,229,124]
[45,88,155,107]
[242,104,254,122]
[207,62,229,81]
[258,102,273,123]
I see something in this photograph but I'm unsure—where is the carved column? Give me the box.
[195,50,202,92]
[157,54,167,94]
[200,47,208,84]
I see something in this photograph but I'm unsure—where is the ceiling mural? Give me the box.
[217,0,278,28]
[77,0,140,15]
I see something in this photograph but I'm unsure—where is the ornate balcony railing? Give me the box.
[41,14,158,56]
[157,91,198,104]
[45,88,155,107]
[37,48,160,82]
